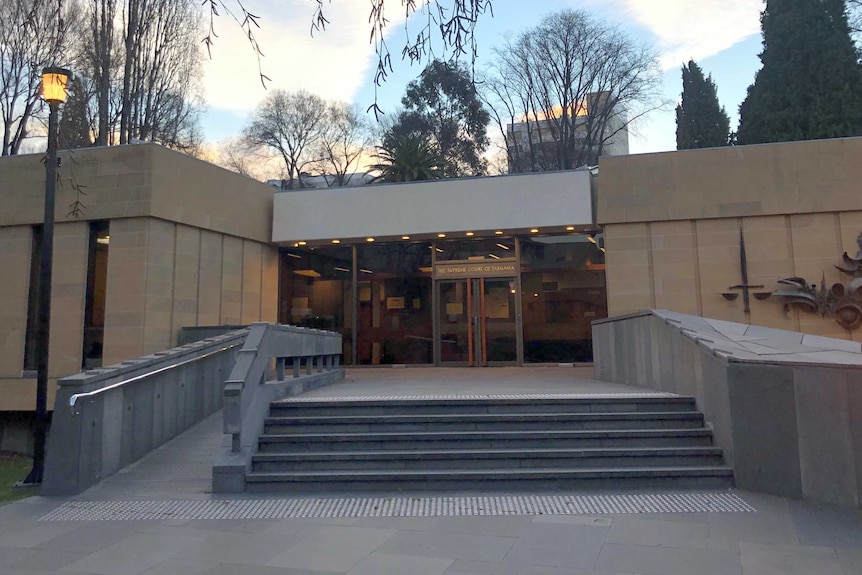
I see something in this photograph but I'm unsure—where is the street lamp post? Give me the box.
[23,67,71,486]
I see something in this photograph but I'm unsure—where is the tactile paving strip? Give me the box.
[41,492,753,521]
[280,392,678,402]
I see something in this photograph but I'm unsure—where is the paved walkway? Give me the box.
[2,368,861,575]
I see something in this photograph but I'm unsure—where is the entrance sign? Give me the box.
[435,261,517,279]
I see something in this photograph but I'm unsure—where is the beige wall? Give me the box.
[0,145,278,410]
[599,137,862,340]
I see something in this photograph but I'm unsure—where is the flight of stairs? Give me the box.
[244,395,734,492]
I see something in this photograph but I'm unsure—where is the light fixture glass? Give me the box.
[530,228,539,233]
[599,247,606,253]
[366,237,375,242]
[488,253,500,259]
[438,233,446,238]
[360,268,374,274]
[401,236,410,240]
[40,67,71,103]
[298,241,307,246]
[334,267,350,272]
[533,293,539,297]
[587,236,597,244]
[566,226,575,231]
[496,243,510,250]
[287,253,302,259]
[331,239,340,244]
[495,231,503,235]
[465,232,474,236]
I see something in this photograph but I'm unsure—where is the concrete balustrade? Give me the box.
[593,310,862,509]
[213,323,344,493]
[42,330,248,496]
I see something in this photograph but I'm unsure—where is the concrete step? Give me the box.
[256,428,717,452]
[269,396,696,417]
[262,411,704,433]
[251,446,725,472]
[244,465,736,493]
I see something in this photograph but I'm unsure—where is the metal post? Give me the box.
[23,100,59,485]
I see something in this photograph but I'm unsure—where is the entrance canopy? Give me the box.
[272,169,594,244]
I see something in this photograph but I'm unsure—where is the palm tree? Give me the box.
[370,133,444,182]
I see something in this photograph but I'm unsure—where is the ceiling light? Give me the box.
[496,243,510,250]
[530,229,539,233]
[566,226,575,231]
[488,253,501,259]
[294,269,321,278]
[360,268,373,274]
[366,237,375,242]
[334,267,350,272]
[438,233,446,238]
[96,235,110,245]
[402,236,410,240]
[533,293,539,297]
[599,247,606,253]
[510,289,516,294]
[466,232,474,236]
[587,236,597,244]
[287,253,302,259]
[298,241,307,246]
[436,248,444,253]
[495,231,503,235]
[331,239,340,244]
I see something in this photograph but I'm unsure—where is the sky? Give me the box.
[200,0,766,156]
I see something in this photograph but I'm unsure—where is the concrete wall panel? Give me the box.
[48,222,89,378]
[220,236,243,324]
[198,230,223,326]
[171,225,200,338]
[0,227,33,377]
[103,218,149,365]
[241,241,262,324]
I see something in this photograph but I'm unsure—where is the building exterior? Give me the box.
[0,144,278,413]
[272,170,606,366]
[4,134,862,428]
[598,136,862,341]
[506,91,629,173]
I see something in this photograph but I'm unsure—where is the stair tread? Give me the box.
[253,446,723,459]
[265,412,703,423]
[273,396,694,406]
[246,465,735,480]
[259,428,712,441]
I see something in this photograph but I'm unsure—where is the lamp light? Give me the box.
[40,67,71,103]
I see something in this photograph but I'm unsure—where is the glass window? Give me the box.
[356,242,433,365]
[435,238,516,261]
[520,235,607,363]
[279,246,354,363]
[82,221,109,369]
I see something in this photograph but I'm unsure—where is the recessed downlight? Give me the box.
[466,232,474,236]
[495,231,503,235]
[366,237,375,242]
[402,236,410,240]
[331,239,341,244]
[438,233,446,238]
[566,226,575,231]
[298,241,307,246]
[530,228,539,233]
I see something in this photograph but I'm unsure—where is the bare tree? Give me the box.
[313,103,372,187]
[0,0,67,155]
[849,0,862,42]
[244,90,328,190]
[481,9,664,172]
[213,136,283,181]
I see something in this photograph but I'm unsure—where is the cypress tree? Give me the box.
[737,0,862,145]
[675,60,731,149]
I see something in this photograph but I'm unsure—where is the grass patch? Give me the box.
[0,452,36,503]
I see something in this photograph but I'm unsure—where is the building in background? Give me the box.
[506,91,629,173]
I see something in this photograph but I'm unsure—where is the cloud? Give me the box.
[583,0,762,69]
[201,0,406,111]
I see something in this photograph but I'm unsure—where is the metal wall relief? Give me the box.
[769,233,862,330]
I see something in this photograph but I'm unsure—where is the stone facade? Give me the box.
[598,136,862,341]
[0,144,278,411]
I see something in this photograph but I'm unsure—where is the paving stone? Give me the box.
[502,522,608,570]
[0,545,38,568]
[353,516,439,531]
[176,531,310,567]
[346,552,453,575]
[61,532,205,575]
[376,530,515,563]
[605,516,709,548]
[836,547,862,575]
[137,559,219,575]
[531,515,612,527]
[707,509,799,550]
[595,543,741,575]
[267,525,396,572]
[430,516,534,538]
[739,541,844,575]
[444,559,519,575]
[790,500,862,550]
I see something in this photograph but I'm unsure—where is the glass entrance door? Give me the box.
[436,278,519,366]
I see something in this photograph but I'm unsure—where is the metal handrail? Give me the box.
[68,342,243,414]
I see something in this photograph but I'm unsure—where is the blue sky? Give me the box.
[201,0,764,155]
